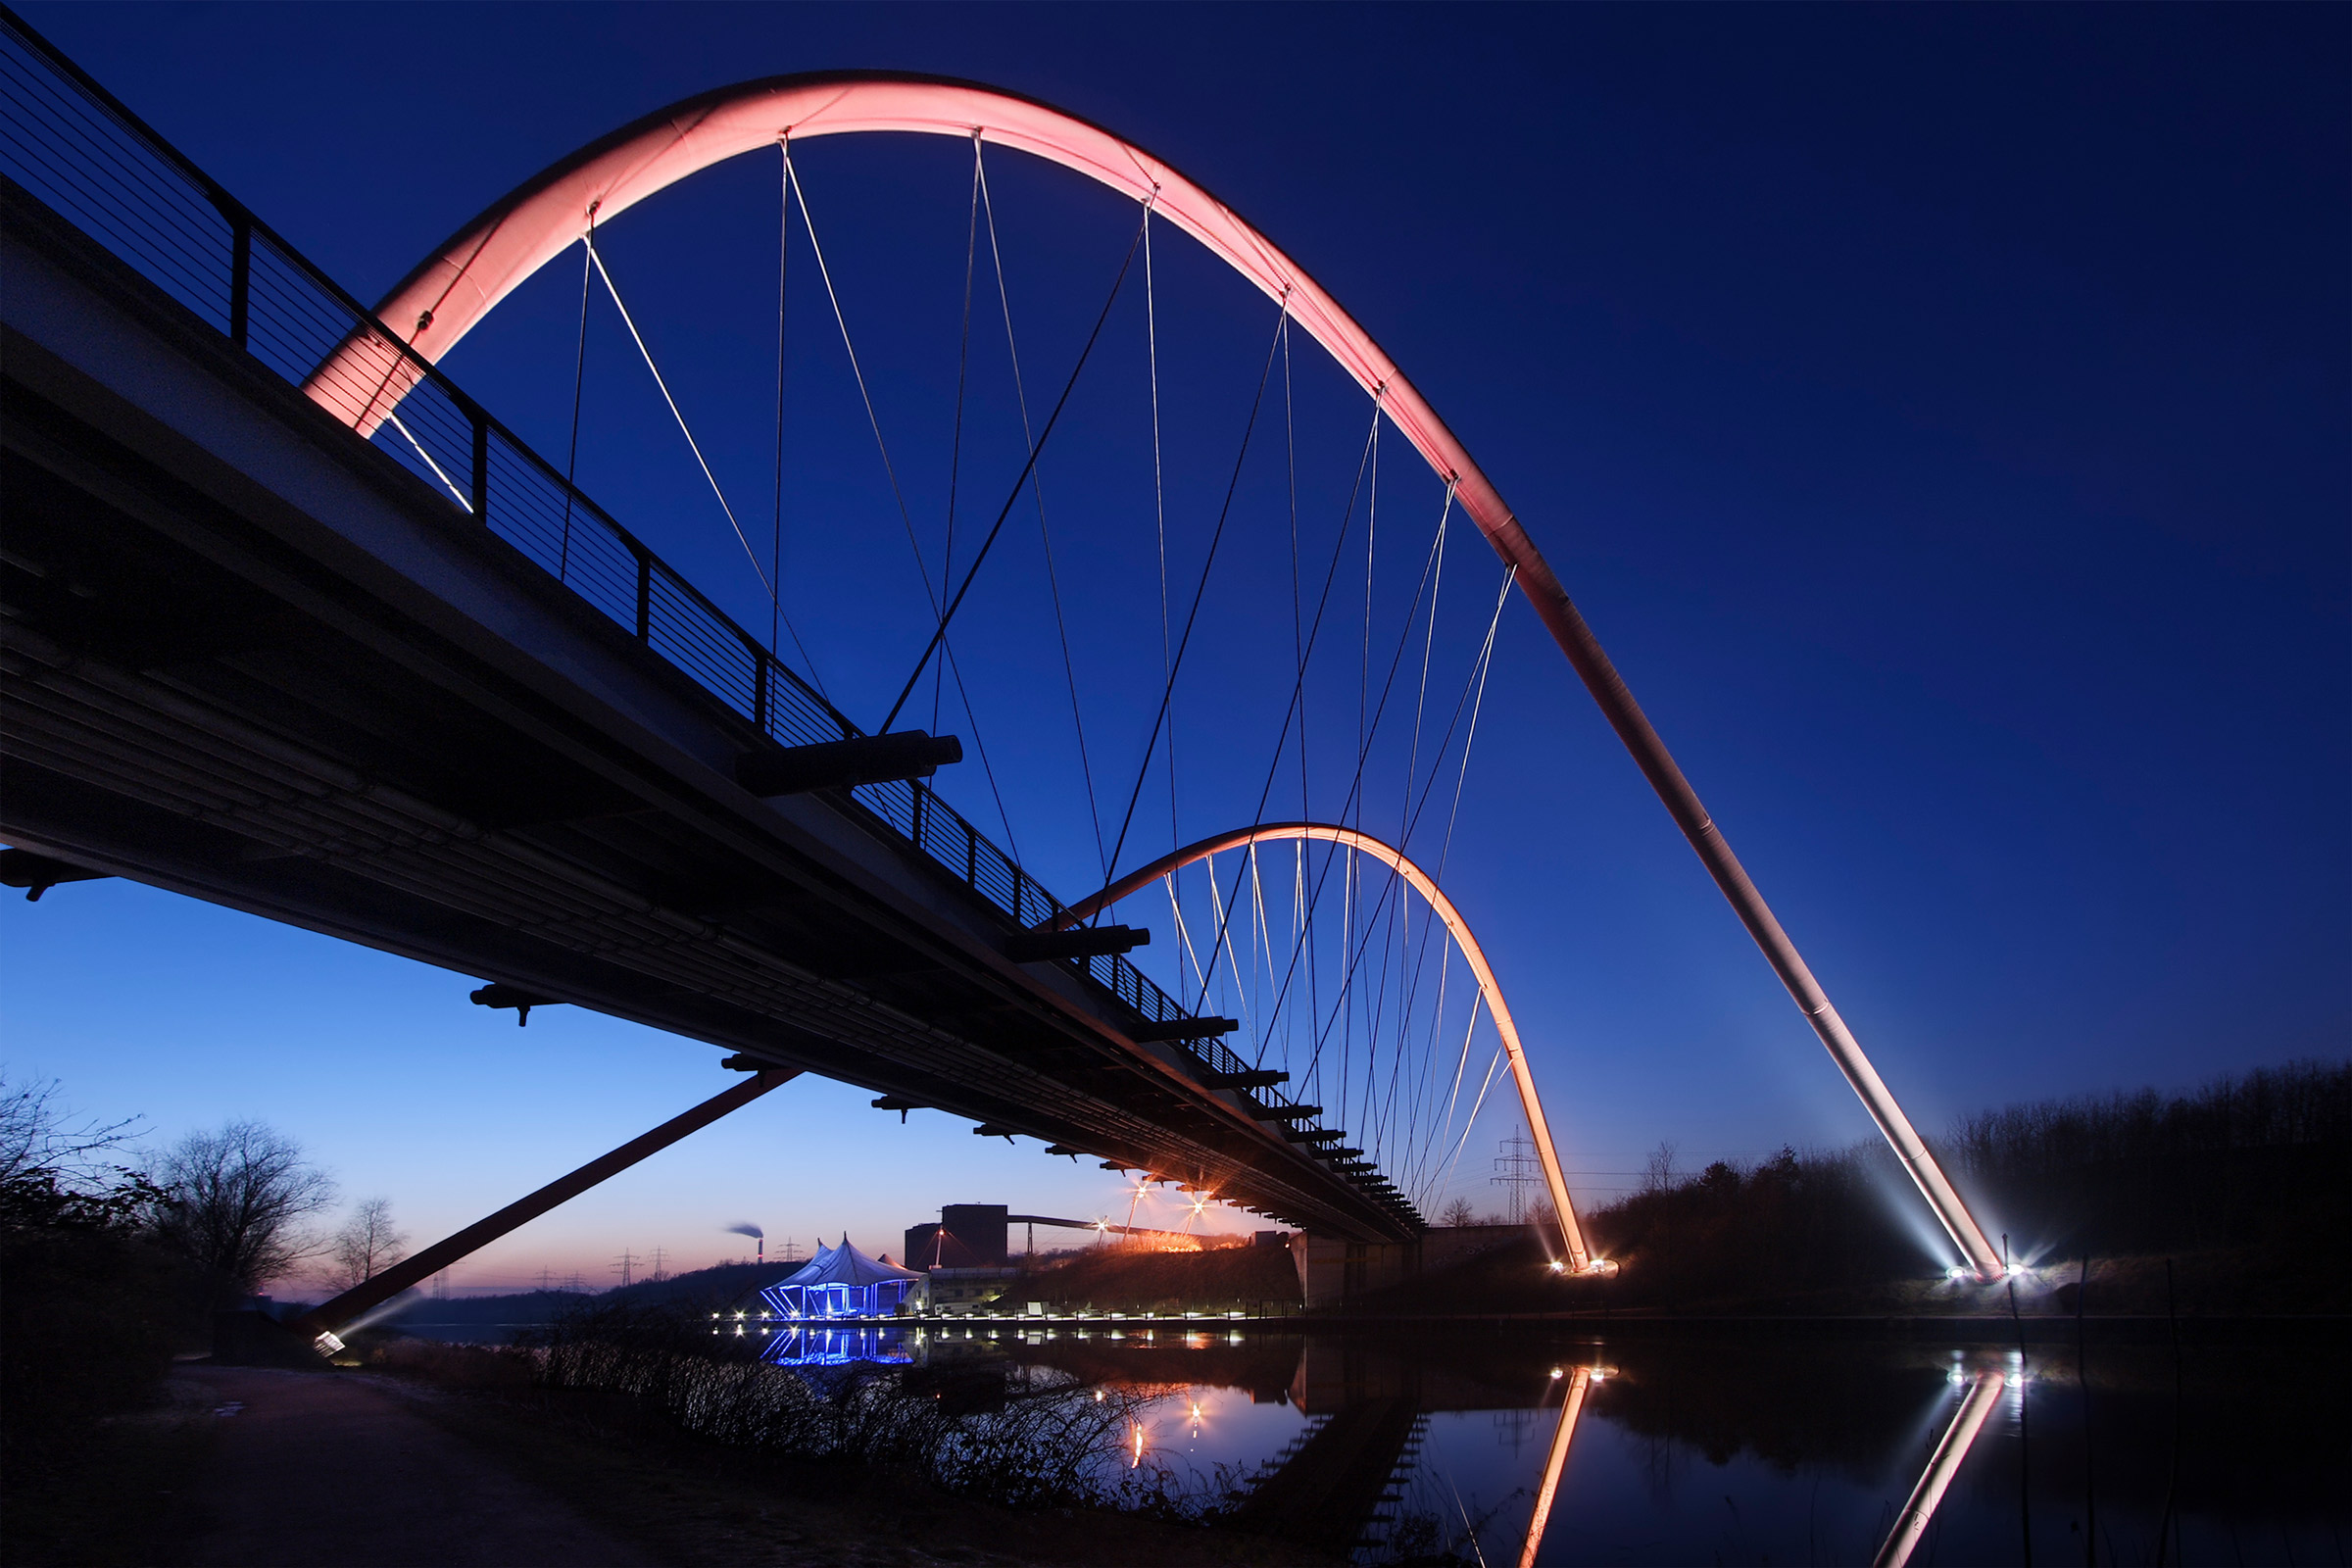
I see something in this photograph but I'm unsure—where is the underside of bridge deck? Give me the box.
[0,182,1414,1243]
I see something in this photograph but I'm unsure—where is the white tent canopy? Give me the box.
[760,1236,923,1319]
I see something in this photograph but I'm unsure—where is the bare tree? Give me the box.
[323,1197,409,1292]
[0,1071,140,1189]
[152,1121,336,1296]
[1642,1140,1680,1196]
[1438,1196,1480,1228]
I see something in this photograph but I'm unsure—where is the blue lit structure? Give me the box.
[759,1237,924,1320]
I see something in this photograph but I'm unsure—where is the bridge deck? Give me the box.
[0,153,1412,1242]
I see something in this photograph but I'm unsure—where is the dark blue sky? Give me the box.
[4,4,2342,1281]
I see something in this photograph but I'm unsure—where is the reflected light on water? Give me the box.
[1872,1370,2005,1568]
[651,1320,2343,1564]
[1518,1365,1593,1568]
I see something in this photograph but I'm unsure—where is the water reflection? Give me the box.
[727,1325,2343,1564]
[1519,1366,1592,1568]
[1874,1370,2001,1568]
[759,1322,912,1366]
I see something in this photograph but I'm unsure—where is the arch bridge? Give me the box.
[0,16,2004,1308]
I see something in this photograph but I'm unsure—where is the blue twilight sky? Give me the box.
[1,4,2343,1290]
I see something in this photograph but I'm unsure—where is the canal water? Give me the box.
[753,1322,2345,1566]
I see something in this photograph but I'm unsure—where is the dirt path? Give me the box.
[171,1365,654,1568]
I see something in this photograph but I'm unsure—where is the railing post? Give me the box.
[227,214,250,349]
[910,781,926,849]
[964,822,978,887]
[750,643,769,734]
[469,413,488,521]
[633,548,652,642]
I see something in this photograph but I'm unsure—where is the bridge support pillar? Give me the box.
[1293,1225,1532,1308]
[1292,1233,1419,1308]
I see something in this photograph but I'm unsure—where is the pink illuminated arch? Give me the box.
[308,72,2006,1281]
[1054,820,1596,1272]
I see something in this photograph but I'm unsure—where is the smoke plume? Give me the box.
[723,1222,763,1239]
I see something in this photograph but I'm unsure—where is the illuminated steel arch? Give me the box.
[1054,821,1594,1272]
[304,72,2004,1281]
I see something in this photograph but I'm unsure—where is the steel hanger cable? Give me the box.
[585,232,773,602]
[878,207,1151,735]
[1186,467,1452,1019]
[1146,207,1180,862]
[763,143,833,699]
[1249,559,1515,1100]
[559,206,595,578]
[782,149,940,617]
[783,150,1021,848]
[1100,298,1290,899]
[1104,401,1377,1061]
[934,137,983,731]
[384,412,471,514]
[977,143,1108,877]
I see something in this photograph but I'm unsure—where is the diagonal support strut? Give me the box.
[294,1068,798,1345]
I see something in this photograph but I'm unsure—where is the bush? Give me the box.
[0,1167,191,1436]
[508,1300,1189,1515]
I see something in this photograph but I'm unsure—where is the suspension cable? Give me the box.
[1165,874,1208,1001]
[1188,466,1449,1019]
[934,137,983,731]
[1283,315,1306,826]
[1422,565,1517,871]
[781,156,1016,847]
[584,233,773,600]
[558,206,595,577]
[1263,559,1515,1098]
[1100,299,1291,900]
[782,150,939,616]
[764,143,831,698]
[385,413,471,514]
[1434,1034,1507,1200]
[1142,405,1385,1069]
[1356,411,1381,836]
[1146,208,1181,862]
[977,145,1109,877]
[878,207,1151,734]
[1399,491,1453,838]
[1313,566,1513,1025]
[937,637,1026,859]
[785,140,804,667]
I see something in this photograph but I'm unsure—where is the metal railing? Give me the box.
[0,11,1406,1217]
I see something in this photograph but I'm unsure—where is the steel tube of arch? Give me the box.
[1057,821,1592,1271]
[305,72,2002,1281]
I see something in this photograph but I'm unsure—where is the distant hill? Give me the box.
[379,1260,789,1338]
